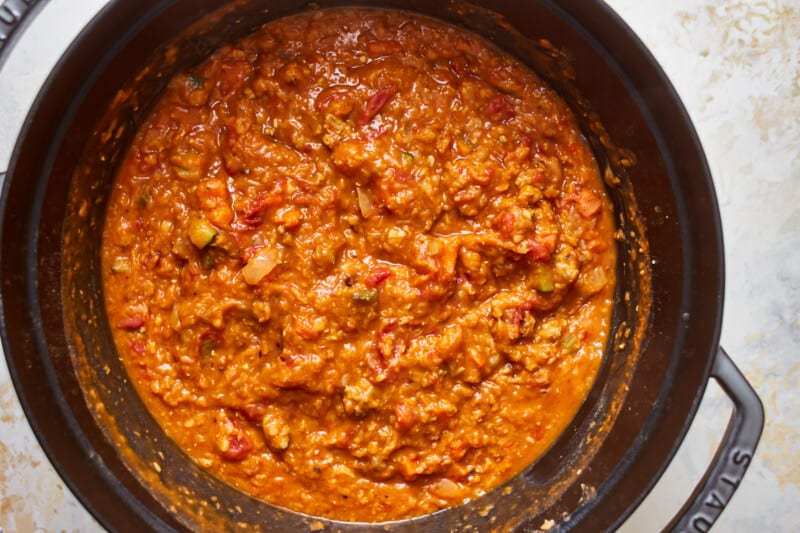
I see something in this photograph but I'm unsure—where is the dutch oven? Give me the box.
[0,0,764,531]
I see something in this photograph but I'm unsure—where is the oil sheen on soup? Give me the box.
[102,7,617,522]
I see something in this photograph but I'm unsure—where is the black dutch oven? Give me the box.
[0,1,764,532]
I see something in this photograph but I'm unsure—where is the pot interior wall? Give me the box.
[1,0,722,532]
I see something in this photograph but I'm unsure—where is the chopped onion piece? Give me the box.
[428,478,463,500]
[356,187,374,218]
[241,247,280,285]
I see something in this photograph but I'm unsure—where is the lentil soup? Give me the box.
[102,7,616,522]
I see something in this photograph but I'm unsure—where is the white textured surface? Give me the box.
[0,1,797,531]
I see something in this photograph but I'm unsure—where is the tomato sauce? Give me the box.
[102,8,616,521]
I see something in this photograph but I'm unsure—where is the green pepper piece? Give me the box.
[561,333,578,351]
[173,165,202,180]
[200,250,216,269]
[137,188,152,208]
[353,289,378,302]
[534,268,554,293]
[199,339,216,358]
[187,74,205,90]
[188,218,217,249]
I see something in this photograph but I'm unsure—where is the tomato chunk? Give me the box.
[365,266,392,288]
[359,86,397,125]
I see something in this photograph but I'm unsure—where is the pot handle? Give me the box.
[664,347,764,532]
[0,0,48,71]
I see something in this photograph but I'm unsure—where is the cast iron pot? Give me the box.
[0,1,764,532]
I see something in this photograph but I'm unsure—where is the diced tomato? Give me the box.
[233,180,286,231]
[217,414,252,461]
[366,350,391,383]
[567,140,579,155]
[359,86,396,125]
[418,284,448,303]
[222,433,252,461]
[394,401,418,431]
[284,353,309,368]
[365,266,392,288]
[315,86,354,116]
[375,332,391,360]
[231,212,264,231]
[240,245,261,263]
[437,241,459,282]
[506,306,524,329]
[526,240,552,262]
[485,95,514,121]
[217,60,249,95]
[380,318,398,334]
[291,192,317,206]
[239,403,267,422]
[541,233,557,252]
[493,210,516,237]
[130,338,146,356]
[118,315,145,330]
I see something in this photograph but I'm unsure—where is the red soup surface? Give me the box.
[102,7,616,522]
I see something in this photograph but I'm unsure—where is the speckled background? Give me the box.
[0,0,797,531]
